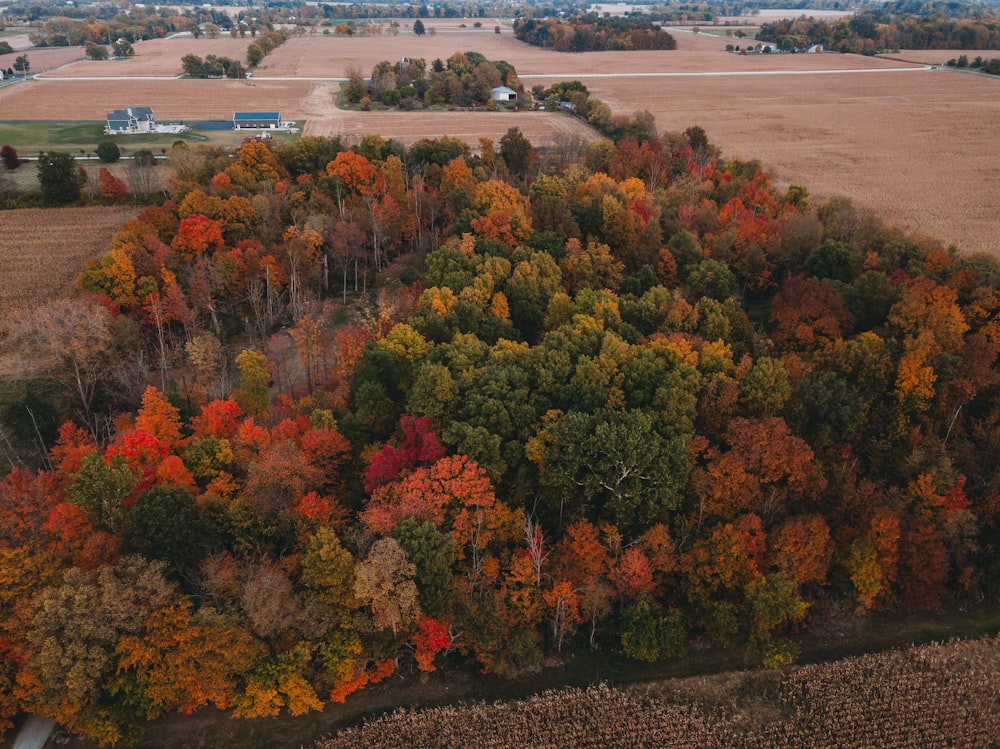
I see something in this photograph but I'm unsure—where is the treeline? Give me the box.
[945,52,1000,73]
[512,14,677,52]
[1,119,1000,745]
[181,28,286,77]
[342,51,519,109]
[24,9,195,46]
[758,11,1000,53]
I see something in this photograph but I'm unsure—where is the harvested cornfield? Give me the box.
[316,636,1000,749]
[0,205,139,316]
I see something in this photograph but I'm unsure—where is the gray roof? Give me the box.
[106,106,155,124]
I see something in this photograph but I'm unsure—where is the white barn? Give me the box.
[490,86,517,102]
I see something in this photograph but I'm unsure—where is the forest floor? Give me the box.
[11,602,996,749]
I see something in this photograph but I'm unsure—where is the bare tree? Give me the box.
[1,298,115,436]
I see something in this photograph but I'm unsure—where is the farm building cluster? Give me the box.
[105,108,296,134]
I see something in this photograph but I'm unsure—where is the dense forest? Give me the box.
[757,11,1000,52]
[1,115,999,746]
[512,15,677,52]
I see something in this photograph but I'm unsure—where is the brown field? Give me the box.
[316,636,1000,749]
[255,25,916,78]
[880,48,1000,65]
[2,27,999,255]
[0,45,85,73]
[36,36,254,78]
[0,205,139,315]
[0,78,318,120]
[579,68,1000,255]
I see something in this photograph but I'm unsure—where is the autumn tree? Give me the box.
[22,557,177,743]
[354,537,419,636]
[97,166,128,201]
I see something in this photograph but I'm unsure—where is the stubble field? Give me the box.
[0,205,140,314]
[1,23,999,255]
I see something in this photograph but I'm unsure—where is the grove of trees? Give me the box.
[513,14,677,52]
[758,10,1000,54]
[1,114,999,745]
[342,51,520,109]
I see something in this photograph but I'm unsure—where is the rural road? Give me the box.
[33,66,932,82]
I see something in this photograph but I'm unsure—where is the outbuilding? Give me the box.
[490,86,517,102]
[233,111,281,129]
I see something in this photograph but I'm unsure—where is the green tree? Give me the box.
[536,408,689,530]
[111,39,134,57]
[500,126,532,179]
[620,601,686,662]
[246,43,265,67]
[67,451,138,533]
[392,519,455,617]
[120,487,213,572]
[13,54,29,74]
[37,150,83,205]
[181,53,203,76]
[301,527,357,615]
[85,42,108,60]
[96,141,120,163]
[413,19,426,36]
[234,349,271,418]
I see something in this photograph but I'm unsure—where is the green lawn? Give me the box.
[0,121,302,157]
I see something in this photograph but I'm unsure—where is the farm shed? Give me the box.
[490,86,517,102]
[233,111,281,129]
[105,106,155,134]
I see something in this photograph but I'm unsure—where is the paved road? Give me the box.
[12,716,55,749]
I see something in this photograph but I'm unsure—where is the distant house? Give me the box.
[490,86,517,102]
[105,106,155,134]
[233,111,281,129]
[807,44,824,54]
